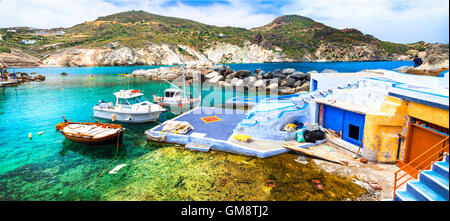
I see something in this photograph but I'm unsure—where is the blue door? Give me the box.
[323,105,344,134]
[323,105,365,147]
[342,111,365,147]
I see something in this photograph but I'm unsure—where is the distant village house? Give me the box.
[21,39,36,45]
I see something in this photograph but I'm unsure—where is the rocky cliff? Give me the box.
[416,43,449,72]
[42,41,291,67]
[0,49,42,68]
[0,11,440,68]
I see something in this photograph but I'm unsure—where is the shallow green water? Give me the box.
[0,69,259,200]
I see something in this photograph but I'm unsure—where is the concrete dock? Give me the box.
[145,107,292,158]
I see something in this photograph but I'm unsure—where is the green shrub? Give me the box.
[0,46,11,53]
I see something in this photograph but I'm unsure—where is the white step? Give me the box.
[185,143,211,152]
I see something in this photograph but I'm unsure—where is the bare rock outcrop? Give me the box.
[42,42,291,67]
[204,41,292,64]
[416,43,449,72]
[0,49,42,68]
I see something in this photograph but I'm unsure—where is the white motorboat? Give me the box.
[93,89,166,123]
[153,88,201,114]
[152,59,201,114]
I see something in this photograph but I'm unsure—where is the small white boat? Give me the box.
[93,89,166,123]
[152,59,201,114]
[153,88,201,114]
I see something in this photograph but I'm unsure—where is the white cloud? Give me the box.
[148,0,276,28]
[0,0,448,43]
[0,0,274,29]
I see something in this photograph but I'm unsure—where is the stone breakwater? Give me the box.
[1,71,46,84]
[130,64,323,95]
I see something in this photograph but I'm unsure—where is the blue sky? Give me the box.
[0,0,448,43]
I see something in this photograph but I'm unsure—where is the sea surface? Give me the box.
[0,61,411,200]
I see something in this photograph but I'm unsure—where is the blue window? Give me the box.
[118,98,129,105]
[312,79,318,91]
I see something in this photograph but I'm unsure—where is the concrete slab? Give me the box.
[151,107,247,141]
[146,107,292,158]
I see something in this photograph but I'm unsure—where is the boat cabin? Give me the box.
[164,88,183,100]
[113,90,148,106]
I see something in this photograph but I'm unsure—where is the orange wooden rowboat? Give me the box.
[56,121,124,145]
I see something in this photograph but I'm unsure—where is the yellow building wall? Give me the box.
[362,97,449,162]
[407,101,449,128]
[362,96,409,162]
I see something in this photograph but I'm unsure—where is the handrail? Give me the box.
[393,136,449,200]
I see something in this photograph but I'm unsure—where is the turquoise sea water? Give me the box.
[0,61,411,200]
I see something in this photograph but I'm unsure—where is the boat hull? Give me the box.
[56,122,124,145]
[159,98,201,115]
[93,108,163,123]
[60,130,124,145]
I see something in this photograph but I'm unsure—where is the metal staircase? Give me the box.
[394,136,449,201]
[395,154,449,201]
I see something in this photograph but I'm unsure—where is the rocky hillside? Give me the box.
[0,10,430,67]
[415,43,449,72]
[0,49,42,67]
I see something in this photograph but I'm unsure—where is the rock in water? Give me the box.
[293,80,303,88]
[236,70,251,78]
[298,82,311,92]
[291,71,305,80]
[282,68,296,75]
[33,75,45,82]
[212,65,226,73]
[262,72,272,79]
[283,76,297,88]
[321,68,338,73]
[205,71,220,79]
[273,69,282,75]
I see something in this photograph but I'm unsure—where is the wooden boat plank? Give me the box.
[283,143,344,165]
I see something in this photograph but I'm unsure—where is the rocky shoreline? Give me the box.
[130,63,320,95]
[394,43,449,75]
[0,68,46,85]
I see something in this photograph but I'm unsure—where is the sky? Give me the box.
[0,0,448,44]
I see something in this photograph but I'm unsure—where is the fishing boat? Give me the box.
[93,89,166,123]
[56,121,124,145]
[152,60,201,114]
[153,88,201,114]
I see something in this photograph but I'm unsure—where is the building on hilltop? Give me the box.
[21,39,36,45]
